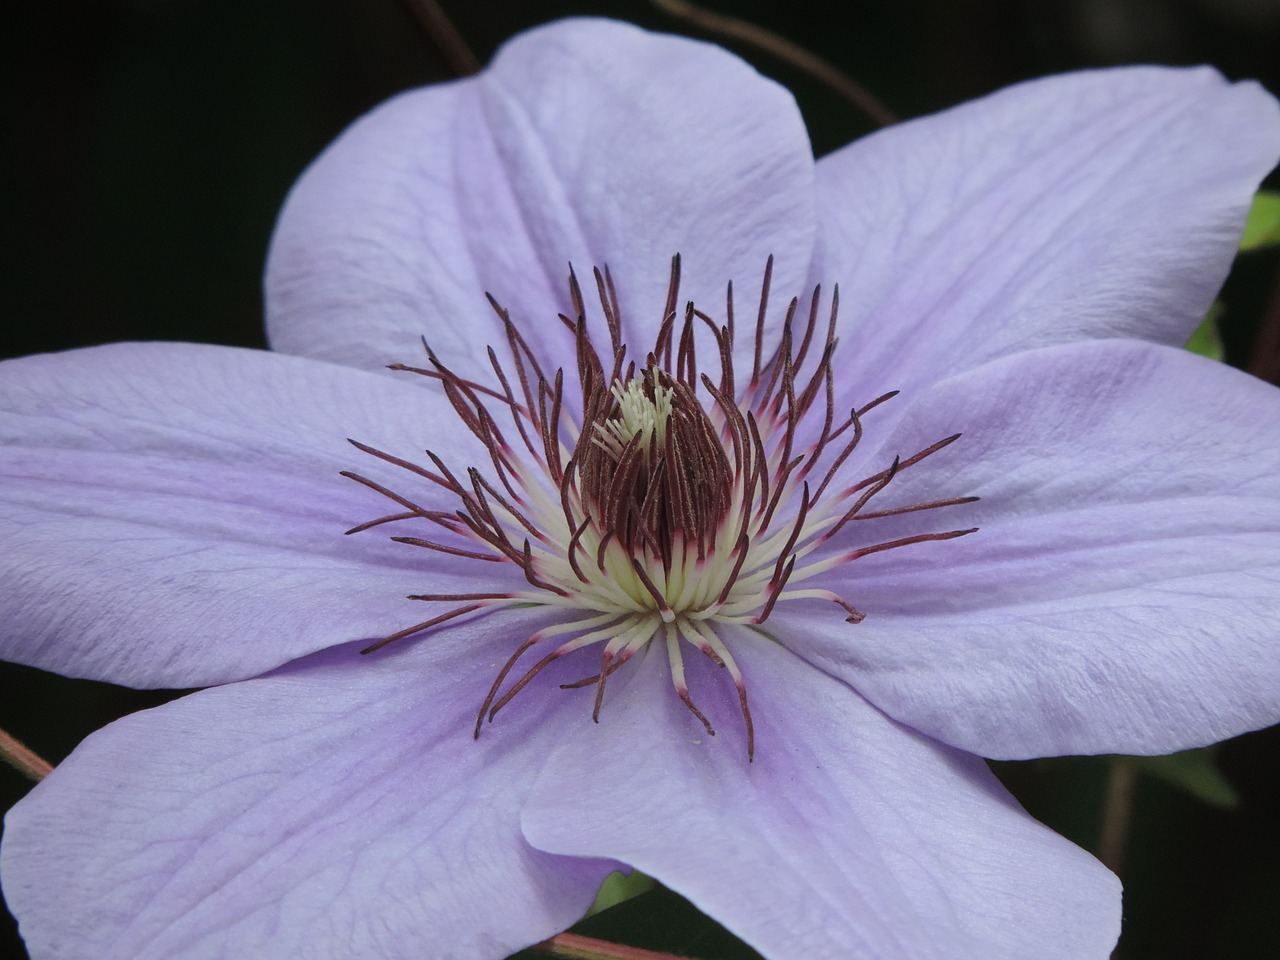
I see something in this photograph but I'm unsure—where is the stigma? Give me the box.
[343,256,977,760]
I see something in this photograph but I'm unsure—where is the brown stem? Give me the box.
[535,932,704,960]
[0,727,53,782]
[397,0,481,76]
[1097,758,1137,878]
[1247,260,1280,385]
[651,0,896,127]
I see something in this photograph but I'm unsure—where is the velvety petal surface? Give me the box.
[1,608,614,960]
[782,339,1280,759]
[266,17,815,383]
[812,66,1280,404]
[521,635,1119,960]
[0,342,517,687]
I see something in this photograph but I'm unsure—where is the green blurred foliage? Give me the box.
[586,869,656,916]
[1129,748,1240,811]
[1187,303,1226,360]
[1241,190,1280,251]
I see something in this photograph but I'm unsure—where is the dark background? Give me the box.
[3,2,1280,958]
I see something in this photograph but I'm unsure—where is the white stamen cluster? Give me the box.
[595,378,673,461]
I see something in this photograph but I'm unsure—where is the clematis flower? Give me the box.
[4,15,1280,960]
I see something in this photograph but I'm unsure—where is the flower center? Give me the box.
[344,256,977,759]
[578,367,732,579]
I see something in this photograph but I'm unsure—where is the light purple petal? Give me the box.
[521,635,1119,960]
[812,66,1280,404]
[0,342,520,687]
[1,608,615,960]
[266,17,816,383]
[782,339,1280,759]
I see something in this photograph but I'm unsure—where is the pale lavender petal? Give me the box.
[0,342,521,687]
[782,339,1280,759]
[1,608,615,960]
[521,636,1119,960]
[266,18,815,383]
[812,66,1280,404]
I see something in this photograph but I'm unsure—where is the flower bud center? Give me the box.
[578,366,732,567]
[599,376,674,468]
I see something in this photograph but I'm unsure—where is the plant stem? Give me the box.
[535,932,703,960]
[651,0,896,127]
[1248,260,1280,385]
[1098,757,1137,877]
[0,726,53,782]
[397,0,480,76]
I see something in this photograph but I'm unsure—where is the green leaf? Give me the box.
[1185,302,1224,361]
[1240,190,1280,251]
[586,869,656,916]
[1128,746,1240,810]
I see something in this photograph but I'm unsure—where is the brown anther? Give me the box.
[576,365,732,567]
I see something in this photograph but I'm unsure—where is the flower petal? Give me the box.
[521,636,1119,960]
[783,339,1280,759]
[0,342,520,687]
[812,66,1280,403]
[265,18,815,382]
[1,610,615,960]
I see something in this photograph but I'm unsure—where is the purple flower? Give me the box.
[3,15,1280,960]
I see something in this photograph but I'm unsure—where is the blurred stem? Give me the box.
[536,933,700,960]
[1098,757,1137,877]
[397,0,480,76]
[1247,262,1280,384]
[0,726,53,782]
[651,0,896,127]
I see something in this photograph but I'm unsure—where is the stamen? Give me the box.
[846,433,963,495]
[386,361,516,409]
[521,540,571,596]
[666,622,715,736]
[684,619,754,761]
[390,537,506,563]
[751,254,773,387]
[408,592,513,602]
[827,457,900,540]
[843,527,979,563]
[566,515,593,583]
[475,636,539,739]
[754,556,794,624]
[631,557,676,623]
[340,469,441,518]
[558,654,628,690]
[362,603,485,655]
[344,256,977,758]
[715,528,752,607]
[343,510,420,535]
[487,616,643,722]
